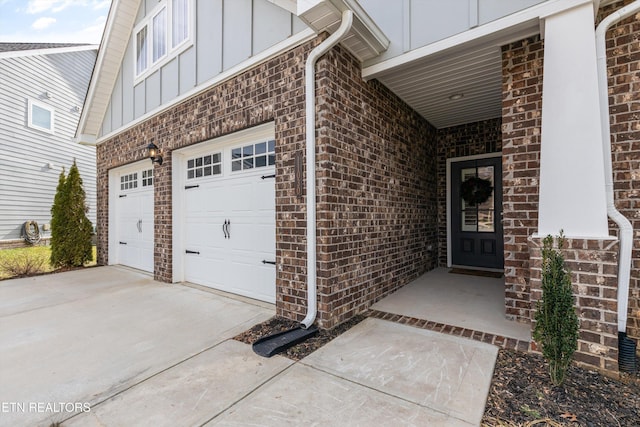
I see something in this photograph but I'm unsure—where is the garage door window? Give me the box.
[142,169,153,187]
[231,140,275,172]
[187,153,222,179]
[121,173,138,190]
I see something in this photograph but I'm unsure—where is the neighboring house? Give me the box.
[0,43,97,247]
[77,0,640,374]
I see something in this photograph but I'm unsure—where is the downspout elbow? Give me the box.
[300,10,354,330]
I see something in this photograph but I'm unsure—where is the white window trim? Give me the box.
[27,99,55,134]
[134,0,194,84]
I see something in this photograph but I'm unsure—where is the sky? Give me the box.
[0,0,111,45]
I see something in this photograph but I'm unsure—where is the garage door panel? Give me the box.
[179,131,275,303]
[184,255,227,288]
[111,164,154,273]
[228,223,274,254]
[227,258,276,303]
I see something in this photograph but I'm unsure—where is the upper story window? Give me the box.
[134,0,192,82]
[27,99,55,134]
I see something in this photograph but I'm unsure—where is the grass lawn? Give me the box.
[0,245,97,280]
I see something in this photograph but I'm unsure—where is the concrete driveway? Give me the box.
[0,266,497,427]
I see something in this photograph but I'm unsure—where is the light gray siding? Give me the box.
[99,0,308,137]
[223,0,253,69]
[179,47,196,95]
[162,58,179,103]
[360,0,547,66]
[0,49,97,242]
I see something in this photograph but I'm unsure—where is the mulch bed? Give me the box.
[482,350,640,427]
[234,315,640,426]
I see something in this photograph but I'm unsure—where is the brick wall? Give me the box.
[436,119,502,267]
[529,237,620,372]
[312,45,438,328]
[501,36,544,323]
[97,36,438,329]
[96,38,320,294]
[600,0,640,344]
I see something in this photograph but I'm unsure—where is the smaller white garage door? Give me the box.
[174,124,276,303]
[110,162,154,273]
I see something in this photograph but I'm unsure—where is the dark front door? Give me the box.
[451,156,503,269]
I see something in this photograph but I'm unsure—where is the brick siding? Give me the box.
[96,36,437,329]
[501,36,544,323]
[529,237,620,372]
[96,38,322,290]
[436,119,503,268]
[600,0,640,344]
[312,45,438,328]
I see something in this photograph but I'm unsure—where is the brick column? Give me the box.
[529,236,619,372]
[501,36,544,323]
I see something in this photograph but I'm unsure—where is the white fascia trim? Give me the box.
[76,134,97,146]
[93,28,317,146]
[329,0,390,54]
[266,0,297,14]
[75,0,128,142]
[362,0,592,80]
[0,44,98,59]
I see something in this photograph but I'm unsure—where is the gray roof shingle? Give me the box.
[0,42,91,53]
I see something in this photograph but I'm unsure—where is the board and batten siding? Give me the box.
[359,0,547,66]
[0,49,97,243]
[99,0,308,137]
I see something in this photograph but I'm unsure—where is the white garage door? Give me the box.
[110,162,154,273]
[175,127,276,303]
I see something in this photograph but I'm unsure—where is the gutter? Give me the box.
[595,0,639,372]
[300,10,354,329]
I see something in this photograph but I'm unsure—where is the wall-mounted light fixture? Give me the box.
[147,142,163,165]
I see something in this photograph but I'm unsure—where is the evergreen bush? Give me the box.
[533,232,579,386]
[50,161,93,268]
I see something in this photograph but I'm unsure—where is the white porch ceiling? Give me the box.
[361,9,550,130]
[375,45,503,129]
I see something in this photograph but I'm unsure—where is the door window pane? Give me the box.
[460,166,495,233]
[462,211,478,232]
[478,210,494,232]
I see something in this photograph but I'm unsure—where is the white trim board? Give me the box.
[362,0,591,80]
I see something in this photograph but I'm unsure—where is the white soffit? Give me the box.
[297,0,389,62]
[369,20,540,129]
[360,0,594,129]
[76,0,142,141]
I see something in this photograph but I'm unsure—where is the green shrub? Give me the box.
[533,232,579,386]
[50,161,94,268]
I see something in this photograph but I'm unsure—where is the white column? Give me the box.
[538,2,610,238]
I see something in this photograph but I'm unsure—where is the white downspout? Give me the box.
[300,10,354,329]
[595,1,639,333]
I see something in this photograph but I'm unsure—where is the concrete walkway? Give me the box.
[0,267,497,427]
